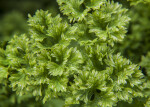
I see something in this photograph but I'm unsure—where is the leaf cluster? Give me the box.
[0,0,149,107]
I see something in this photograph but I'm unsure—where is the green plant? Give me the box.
[0,0,149,107]
[115,2,150,64]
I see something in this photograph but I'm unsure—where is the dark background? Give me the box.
[0,0,59,18]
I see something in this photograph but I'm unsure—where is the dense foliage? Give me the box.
[0,0,150,107]
[116,2,150,63]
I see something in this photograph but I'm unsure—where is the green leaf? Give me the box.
[57,0,89,22]
[47,62,64,76]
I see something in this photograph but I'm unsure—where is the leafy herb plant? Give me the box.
[0,0,149,107]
